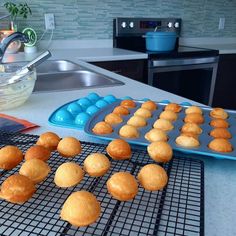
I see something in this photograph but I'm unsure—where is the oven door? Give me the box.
[148,57,219,106]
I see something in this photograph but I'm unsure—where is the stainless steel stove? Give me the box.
[113,17,219,106]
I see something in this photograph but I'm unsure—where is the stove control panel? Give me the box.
[114,17,181,37]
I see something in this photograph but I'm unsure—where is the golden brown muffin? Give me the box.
[119,125,139,139]
[181,122,202,135]
[147,141,173,163]
[120,99,136,109]
[209,128,232,139]
[153,119,174,131]
[180,132,199,140]
[210,118,229,128]
[92,121,113,135]
[60,191,101,227]
[19,159,51,184]
[113,106,130,116]
[106,139,132,160]
[127,115,147,128]
[210,108,228,119]
[84,153,110,177]
[54,162,84,188]
[144,129,168,142]
[36,132,60,151]
[134,108,152,118]
[57,137,81,158]
[208,138,233,152]
[107,172,138,201]
[159,110,178,122]
[0,174,36,204]
[185,106,203,115]
[175,135,200,148]
[164,103,182,113]
[0,145,23,170]
[141,100,157,111]
[184,113,204,124]
[137,164,168,191]
[104,113,123,126]
[25,145,51,162]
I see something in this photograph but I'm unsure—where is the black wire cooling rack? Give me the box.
[0,131,204,236]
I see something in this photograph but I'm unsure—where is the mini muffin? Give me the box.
[25,145,51,162]
[210,118,229,128]
[92,121,113,135]
[104,113,123,125]
[119,125,139,139]
[147,141,173,163]
[208,138,233,152]
[60,191,101,227]
[209,128,232,139]
[84,153,110,177]
[127,115,147,128]
[57,137,81,158]
[181,123,202,135]
[113,106,130,116]
[145,129,168,142]
[0,174,36,204]
[137,164,168,191]
[184,113,204,124]
[19,159,51,184]
[159,110,178,122]
[210,108,228,119]
[106,139,131,160]
[164,103,182,113]
[120,99,136,109]
[134,108,152,118]
[54,162,84,188]
[175,135,200,148]
[0,145,23,170]
[185,106,202,115]
[180,132,199,140]
[107,172,138,201]
[141,100,157,111]
[153,119,174,131]
[36,132,60,151]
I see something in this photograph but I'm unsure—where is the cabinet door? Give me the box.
[91,60,147,84]
[213,54,236,109]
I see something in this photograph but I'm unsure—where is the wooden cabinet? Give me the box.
[91,59,147,84]
[213,54,236,110]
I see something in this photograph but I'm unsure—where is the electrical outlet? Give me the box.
[219,17,225,30]
[45,13,55,30]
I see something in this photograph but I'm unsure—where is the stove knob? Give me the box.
[129,21,134,28]
[121,21,127,28]
[167,22,173,28]
[174,22,180,28]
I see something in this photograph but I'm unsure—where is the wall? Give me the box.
[1,0,236,40]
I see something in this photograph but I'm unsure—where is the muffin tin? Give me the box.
[84,100,236,160]
[48,93,120,129]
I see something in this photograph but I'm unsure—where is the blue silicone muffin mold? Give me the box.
[84,99,236,161]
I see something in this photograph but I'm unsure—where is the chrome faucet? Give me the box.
[0,32,29,63]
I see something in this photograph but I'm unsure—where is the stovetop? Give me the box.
[139,45,219,60]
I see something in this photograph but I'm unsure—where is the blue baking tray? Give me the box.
[84,99,236,161]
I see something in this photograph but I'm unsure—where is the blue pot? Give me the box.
[144,31,177,52]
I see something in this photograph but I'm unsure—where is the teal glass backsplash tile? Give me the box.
[1,0,236,39]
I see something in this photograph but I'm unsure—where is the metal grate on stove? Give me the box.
[0,131,204,236]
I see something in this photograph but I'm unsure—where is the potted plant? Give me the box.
[3,1,32,31]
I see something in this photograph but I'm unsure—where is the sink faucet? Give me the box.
[0,32,29,63]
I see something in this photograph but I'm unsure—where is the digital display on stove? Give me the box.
[140,21,161,29]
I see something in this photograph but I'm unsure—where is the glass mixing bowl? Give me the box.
[0,63,37,111]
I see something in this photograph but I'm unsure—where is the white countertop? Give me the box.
[1,49,236,236]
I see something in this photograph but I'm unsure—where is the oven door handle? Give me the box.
[150,56,219,67]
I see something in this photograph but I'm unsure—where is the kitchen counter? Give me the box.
[1,51,236,236]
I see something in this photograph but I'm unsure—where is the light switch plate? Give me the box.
[219,17,225,30]
[45,13,55,30]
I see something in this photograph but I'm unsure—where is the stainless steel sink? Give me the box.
[34,60,124,92]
